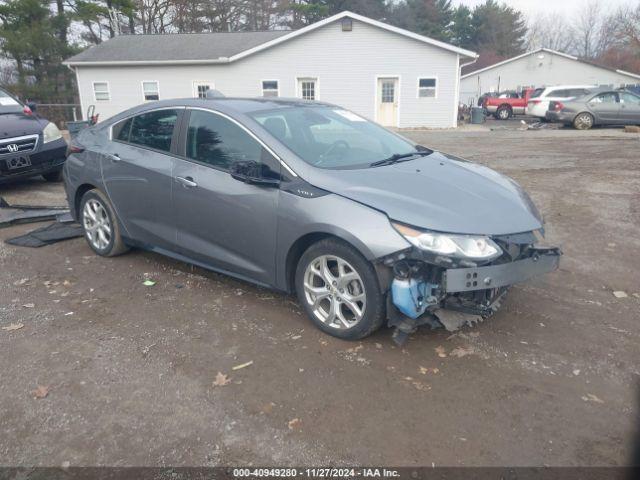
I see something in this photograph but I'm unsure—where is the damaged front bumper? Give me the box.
[443,247,561,293]
[382,235,562,343]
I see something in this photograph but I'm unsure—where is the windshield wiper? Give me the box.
[369,150,432,167]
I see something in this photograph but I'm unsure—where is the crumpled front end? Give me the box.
[381,229,561,343]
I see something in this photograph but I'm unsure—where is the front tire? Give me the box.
[573,112,594,130]
[496,105,512,120]
[295,238,385,340]
[79,189,129,257]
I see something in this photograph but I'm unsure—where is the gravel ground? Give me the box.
[0,126,638,467]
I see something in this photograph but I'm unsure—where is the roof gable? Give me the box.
[65,10,477,66]
[462,48,640,81]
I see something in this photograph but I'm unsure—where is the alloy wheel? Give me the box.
[303,255,366,330]
[83,198,112,251]
[575,113,593,130]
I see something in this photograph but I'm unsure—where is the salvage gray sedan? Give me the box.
[546,89,640,129]
[64,98,561,341]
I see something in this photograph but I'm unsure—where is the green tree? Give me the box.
[0,0,76,103]
[470,0,526,57]
[282,0,388,28]
[388,0,454,42]
[450,4,473,49]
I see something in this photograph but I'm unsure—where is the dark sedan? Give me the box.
[546,89,640,130]
[0,88,67,184]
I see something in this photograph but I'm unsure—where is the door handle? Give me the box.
[176,176,197,188]
[107,153,121,162]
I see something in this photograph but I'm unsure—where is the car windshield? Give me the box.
[0,88,23,114]
[249,106,422,169]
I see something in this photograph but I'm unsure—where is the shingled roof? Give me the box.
[64,30,291,65]
[64,11,477,67]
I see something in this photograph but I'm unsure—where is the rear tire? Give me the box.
[573,112,594,130]
[79,189,129,257]
[42,168,62,182]
[295,238,386,340]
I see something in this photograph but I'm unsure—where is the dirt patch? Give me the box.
[0,128,638,466]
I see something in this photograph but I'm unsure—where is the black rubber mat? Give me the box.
[5,222,83,248]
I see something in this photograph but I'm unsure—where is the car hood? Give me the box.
[0,113,46,138]
[308,151,543,236]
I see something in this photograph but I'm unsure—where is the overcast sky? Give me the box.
[451,0,638,18]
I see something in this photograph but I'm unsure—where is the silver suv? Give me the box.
[64,98,561,341]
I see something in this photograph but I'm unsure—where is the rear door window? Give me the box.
[128,109,179,153]
[185,109,269,171]
[113,117,133,142]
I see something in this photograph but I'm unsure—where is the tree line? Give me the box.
[0,0,638,107]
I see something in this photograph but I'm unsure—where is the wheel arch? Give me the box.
[73,183,98,221]
[283,229,377,294]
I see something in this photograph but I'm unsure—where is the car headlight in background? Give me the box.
[391,221,503,261]
[43,122,62,143]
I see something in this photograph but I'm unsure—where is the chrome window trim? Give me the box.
[0,134,39,156]
[188,106,298,178]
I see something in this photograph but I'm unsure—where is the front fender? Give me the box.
[274,192,410,291]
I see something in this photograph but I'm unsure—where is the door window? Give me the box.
[589,92,619,104]
[620,92,640,104]
[298,78,317,100]
[128,109,178,153]
[186,110,263,170]
[194,82,214,99]
[113,117,133,142]
[381,81,395,102]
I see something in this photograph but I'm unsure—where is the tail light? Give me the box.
[23,106,33,115]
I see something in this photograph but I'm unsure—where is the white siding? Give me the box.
[460,51,640,105]
[75,19,461,128]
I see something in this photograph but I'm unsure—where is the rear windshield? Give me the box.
[530,88,545,99]
[249,106,419,170]
[0,88,23,114]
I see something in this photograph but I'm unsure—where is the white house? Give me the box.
[460,48,640,105]
[64,11,477,129]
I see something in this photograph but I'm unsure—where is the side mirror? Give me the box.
[27,102,37,112]
[229,161,279,187]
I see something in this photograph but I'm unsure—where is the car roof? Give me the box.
[132,97,336,115]
[543,85,596,90]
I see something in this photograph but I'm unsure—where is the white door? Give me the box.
[377,77,399,127]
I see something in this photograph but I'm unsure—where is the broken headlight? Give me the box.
[391,221,503,261]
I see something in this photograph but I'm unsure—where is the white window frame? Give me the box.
[141,80,160,102]
[193,81,215,99]
[261,79,279,97]
[296,77,319,101]
[92,81,110,102]
[417,77,438,99]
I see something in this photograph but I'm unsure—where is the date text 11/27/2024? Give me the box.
[232,468,401,478]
